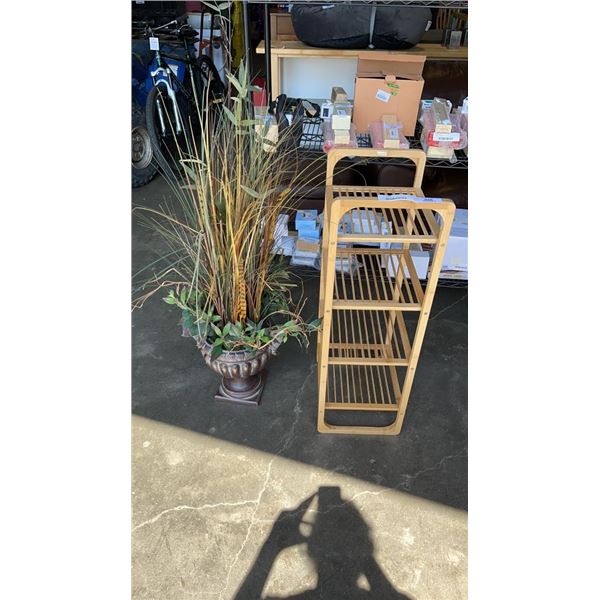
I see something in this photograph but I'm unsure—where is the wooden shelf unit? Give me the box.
[317,148,456,435]
[256,40,467,99]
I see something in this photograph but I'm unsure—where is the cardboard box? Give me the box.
[296,239,320,254]
[331,86,348,103]
[353,52,425,135]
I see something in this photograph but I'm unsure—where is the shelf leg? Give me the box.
[242,0,252,75]
[263,2,271,102]
[394,206,456,434]
[317,202,341,433]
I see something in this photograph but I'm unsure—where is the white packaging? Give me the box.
[380,244,430,280]
[349,210,389,246]
[442,208,467,271]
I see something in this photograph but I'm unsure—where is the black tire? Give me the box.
[192,55,225,114]
[145,83,191,177]
[132,102,158,188]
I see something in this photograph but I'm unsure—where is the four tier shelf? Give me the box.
[317,148,456,435]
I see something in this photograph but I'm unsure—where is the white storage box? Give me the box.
[442,208,467,272]
[380,244,430,280]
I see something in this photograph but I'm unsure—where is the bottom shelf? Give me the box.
[325,363,405,411]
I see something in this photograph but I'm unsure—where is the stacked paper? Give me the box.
[271,214,295,256]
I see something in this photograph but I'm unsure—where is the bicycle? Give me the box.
[142,18,225,173]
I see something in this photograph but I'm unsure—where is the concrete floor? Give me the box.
[132,176,468,599]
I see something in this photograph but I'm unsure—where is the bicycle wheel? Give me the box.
[145,83,191,176]
[132,101,158,188]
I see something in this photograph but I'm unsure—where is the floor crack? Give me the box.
[277,362,315,456]
[132,499,258,533]
[218,458,274,600]
[430,293,467,321]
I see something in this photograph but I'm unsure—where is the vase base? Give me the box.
[215,373,264,407]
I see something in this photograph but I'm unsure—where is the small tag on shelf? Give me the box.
[377,194,443,203]
[432,132,460,142]
[149,37,159,50]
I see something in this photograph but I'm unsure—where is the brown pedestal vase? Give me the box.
[196,338,281,406]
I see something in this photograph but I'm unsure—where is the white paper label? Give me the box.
[387,128,399,139]
[376,89,391,103]
[432,131,460,142]
[149,37,160,50]
[377,193,443,203]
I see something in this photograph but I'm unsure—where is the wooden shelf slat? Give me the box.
[324,402,399,412]
[256,40,468,61]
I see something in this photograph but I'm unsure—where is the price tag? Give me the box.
[375,89,391,103]
[149,37,159,50]
[432,131,460,142]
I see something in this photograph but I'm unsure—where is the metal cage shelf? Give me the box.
[299,119,468,169]
[249,1,468,7]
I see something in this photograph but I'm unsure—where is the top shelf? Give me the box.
[250,1,468,7]
[257,40,468,61]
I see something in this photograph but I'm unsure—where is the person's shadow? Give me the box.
[234,486,414,599]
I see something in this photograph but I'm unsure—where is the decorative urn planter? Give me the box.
[194,335,281,407]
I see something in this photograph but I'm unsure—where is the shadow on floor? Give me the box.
[233,486,414,600]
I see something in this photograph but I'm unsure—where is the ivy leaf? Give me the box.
[211,344,224,359]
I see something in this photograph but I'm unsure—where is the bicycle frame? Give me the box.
[148,37,200,136]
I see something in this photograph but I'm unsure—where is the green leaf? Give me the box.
[240,185,262,199]
[211,324,222,336]
[163,297,176,305]
[211,345,224,359]
[226,73,244,94]
[222,105,237,124]
[179,162,198,183]
[181,288,188,304]
[223,322,231,336]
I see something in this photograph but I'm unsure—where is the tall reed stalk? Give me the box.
[134,62,321,356]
